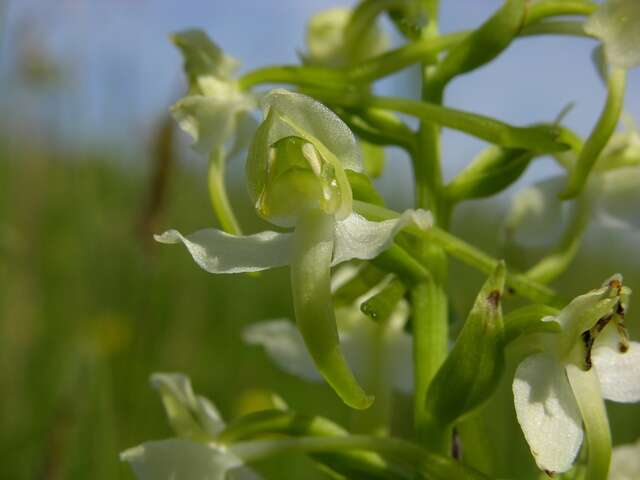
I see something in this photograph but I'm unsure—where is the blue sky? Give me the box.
[2,0,639,204]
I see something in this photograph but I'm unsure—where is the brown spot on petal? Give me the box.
[544,470,556,478]
[487,290,501,308]
[619,343,629,353]
[609,278,622,291]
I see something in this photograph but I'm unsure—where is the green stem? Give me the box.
[353,201,563,307]
[562,67,627,198]
[230,434,489,480]
[521,20,592,38]
[208,149,242,235]
[525,0,597,26]
[307,91,568,153]
[411,281,448,444]
[291,209,373,410]
[565,364,612,480]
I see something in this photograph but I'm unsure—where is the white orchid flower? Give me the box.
[121,373,260,480]
[171,29,256,157]
[609,438,640,480]
[584,0,640,70]
[303,7,389,68]
[171,29,258,234]
[156,89,432,409]
[512,276,640,476]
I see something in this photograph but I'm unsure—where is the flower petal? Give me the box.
[503,177,566,249]
[154,229,292,274]
[593,340,640,403]
[150,373,225,439]
[584,0,640,69]
[121,439,244,480]
[243,320,322,382]
[610,438,640,480]
[513,353,584,474]
[172,95,253,155]
[332,209,432,265]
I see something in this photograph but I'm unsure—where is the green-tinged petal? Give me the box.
[171,95,254,155]
[243,320,321,382]
[154,228,292,274]
[150,373,225,439]
[246,90,361,226]
[584,0,640,69]
[291,209,373,409]
[171,29,240,91]
[513,353,584,474]
[610,439,640,480]
[593,338,640,403]
[120,439,245,480]
[549,275,624,355]
[332,210,432,265]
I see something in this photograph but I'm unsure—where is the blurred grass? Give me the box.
[0,143,359,479]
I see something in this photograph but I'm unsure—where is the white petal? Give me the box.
[172,95,252,155]
[243,320,322,382]
[584,0,640,69]
[154,229,292,274]
[261,89,362,173]
[503,177,567,249]
[610,439,640,480]
[593,340,640,403]
[121,439,244,480]
[513,353,584,474]
[151,373,225,438]
[332,209,432,265]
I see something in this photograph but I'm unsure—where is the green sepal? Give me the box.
[503,304,561,344]
[445,147,533,202]
[424,262,507,430]
[346,170,385,206]
[360,277,407,324]
[336,108,416,152]
[372,244,432,285]
[429,0,526,96]
[170,29,239,94]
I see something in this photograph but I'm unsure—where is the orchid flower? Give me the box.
[156,89,432,409]
[609,438,640,480]
[302,7,389,68]
[121,373,260,480]
[584,0,640,70]
[512,276,640,477]
[171,29,258,234]
[244,269,412,433]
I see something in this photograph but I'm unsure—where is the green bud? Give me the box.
[360,277,407,324]
[445,147,533,202]
[346,170,385,206]
[424,262,506,429]
[429,0,525,96]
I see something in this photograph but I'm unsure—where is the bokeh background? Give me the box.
[1,1,639,478]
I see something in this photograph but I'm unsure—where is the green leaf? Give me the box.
[424,262,506,433]
[445,147,533,202]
